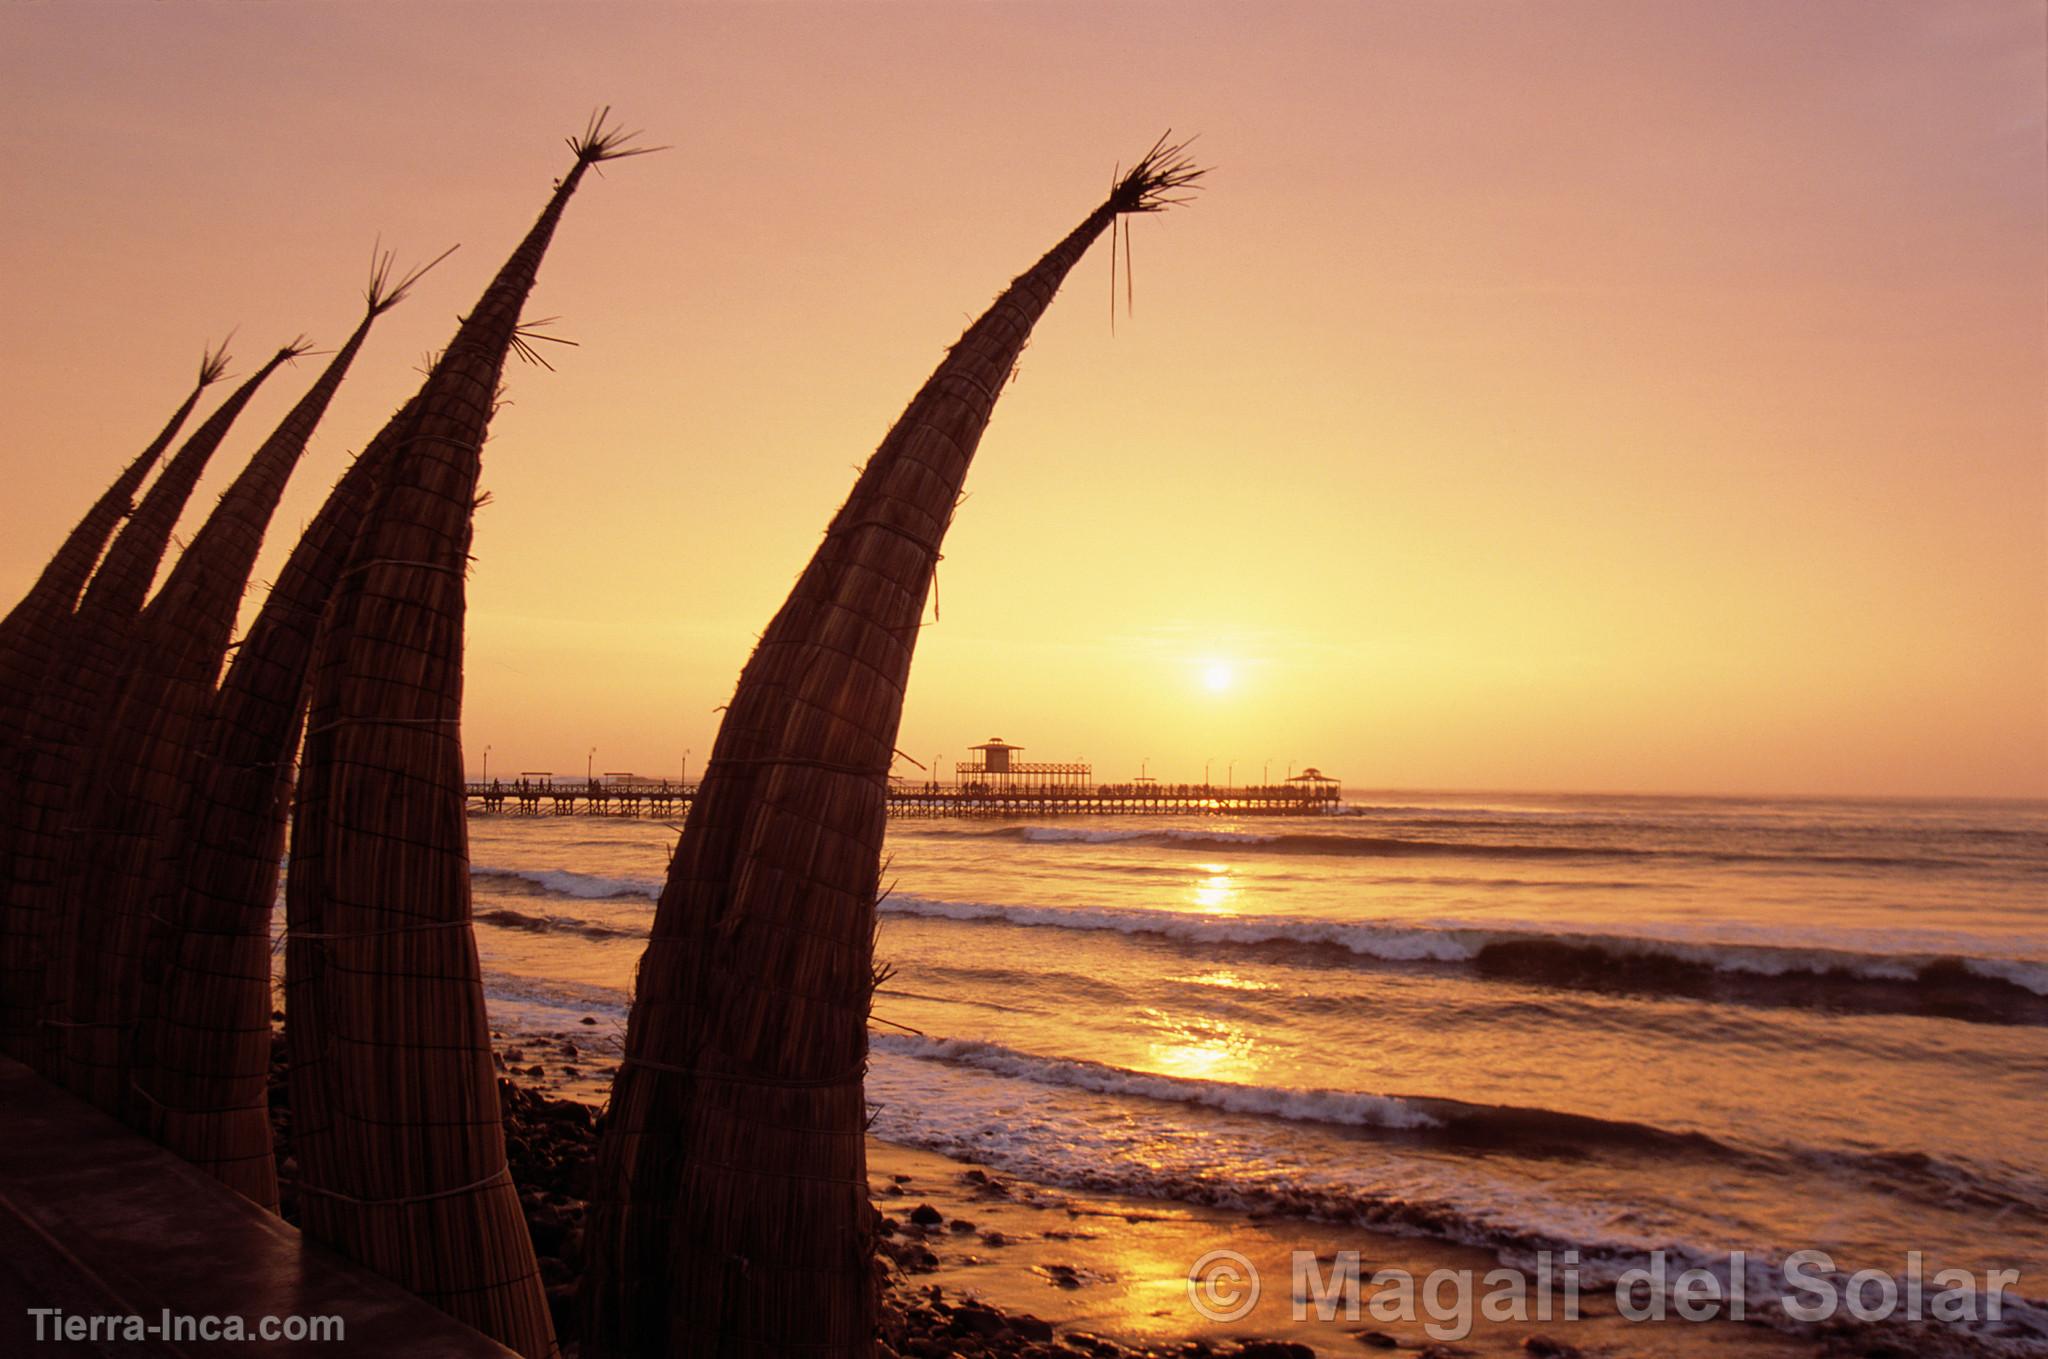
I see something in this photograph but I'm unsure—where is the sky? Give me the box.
[0,1,2041,798]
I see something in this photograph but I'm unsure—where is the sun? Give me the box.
[1201,660,1236,693]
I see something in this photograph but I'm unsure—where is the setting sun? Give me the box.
[1201,661,1236,693]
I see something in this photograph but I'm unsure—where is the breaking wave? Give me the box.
[873,1033,1445,1132]
[878,895,2048,1015]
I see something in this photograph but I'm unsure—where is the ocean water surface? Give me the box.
[453,791,2047,1332]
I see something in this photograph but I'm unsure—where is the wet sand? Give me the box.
[866,1139,1825,1359]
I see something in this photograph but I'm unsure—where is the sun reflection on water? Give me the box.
[1189,863,1239,913]
[1142,1008,1259,1083]
[1172,969,1277,992]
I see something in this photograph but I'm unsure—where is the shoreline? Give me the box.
[265,1026,2008,1359]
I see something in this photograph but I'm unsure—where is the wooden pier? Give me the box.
[464,777,1343,819]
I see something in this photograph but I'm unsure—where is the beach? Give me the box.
[264,1043,1831,1359]
[434,792,2047,1357]
[269,1056,2020,1359]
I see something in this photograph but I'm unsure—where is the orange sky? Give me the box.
[1,2,2041,798]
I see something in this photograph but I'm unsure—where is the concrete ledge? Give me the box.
[0,1056,520,1356]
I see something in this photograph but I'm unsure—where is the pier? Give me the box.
[465,776,1343,819]
[468,739,1342,818]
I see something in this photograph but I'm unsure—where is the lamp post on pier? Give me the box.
[482,745,491,783]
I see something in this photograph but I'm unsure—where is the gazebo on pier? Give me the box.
[1286,766,1342,800]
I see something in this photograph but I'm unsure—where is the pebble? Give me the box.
[1520,1338,1580,1359]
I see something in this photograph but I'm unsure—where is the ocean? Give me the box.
[455,791,2047,1334]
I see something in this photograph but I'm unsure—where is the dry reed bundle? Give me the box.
[0,350,226,1058]
[284,114,651,1359]
[46,258,433,1110]
[581,136,1204,1359]
[0,347,299,1065]
[129,395,415,1210]
[0,347,228,774]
